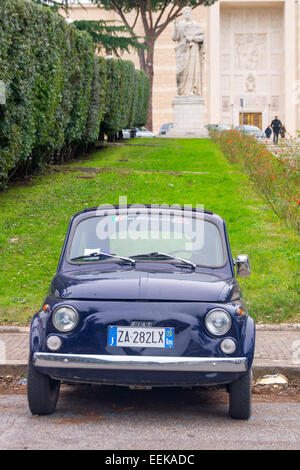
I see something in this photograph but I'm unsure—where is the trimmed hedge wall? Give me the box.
[101,58,150,140]
[0,0,150,189]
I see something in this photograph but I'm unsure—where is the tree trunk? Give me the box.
[138,43,154,131]
[145,63,154,131]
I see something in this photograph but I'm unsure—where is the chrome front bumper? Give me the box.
[33,353,248,373]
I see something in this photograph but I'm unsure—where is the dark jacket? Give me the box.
[280,126,286,138]
[271,119,282,133]
[265,127,272,138]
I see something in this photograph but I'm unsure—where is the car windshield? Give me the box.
[69,213,225,268]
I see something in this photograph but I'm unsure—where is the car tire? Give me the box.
[27,358,60,415]
[228,368,252,420]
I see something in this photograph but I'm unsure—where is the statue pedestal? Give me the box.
[166,95,209,138]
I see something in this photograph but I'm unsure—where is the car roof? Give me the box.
[66,206,226,254]
[77,204,213,216]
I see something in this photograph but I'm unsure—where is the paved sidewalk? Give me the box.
[0,325,299,379]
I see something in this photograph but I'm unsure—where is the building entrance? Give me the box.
[239,112,262,129]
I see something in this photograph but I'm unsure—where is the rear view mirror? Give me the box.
[235,254,251,277]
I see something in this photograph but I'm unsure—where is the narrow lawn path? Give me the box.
[0,138,298,324]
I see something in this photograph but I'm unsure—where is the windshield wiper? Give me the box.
[129,251,196,270]
[70,251,135,265]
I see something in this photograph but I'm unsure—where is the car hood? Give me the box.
[50,268,241,303]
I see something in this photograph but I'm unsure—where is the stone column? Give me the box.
[285,0,297,136]
[208,1,220,125]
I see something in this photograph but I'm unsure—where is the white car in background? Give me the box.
[136,127,155,138]
[235,125,265,139]
[122,127,155,139]
[206,124,231,132]
[121,129,131,139]
[158,122,174,135]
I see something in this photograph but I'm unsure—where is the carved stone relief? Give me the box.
[245,73,256,92]
[235,34,267,71]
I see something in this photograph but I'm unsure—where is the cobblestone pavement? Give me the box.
[255,330,300,367]
[0,332,29,364]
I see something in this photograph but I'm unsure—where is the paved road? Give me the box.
[0,385,299,450]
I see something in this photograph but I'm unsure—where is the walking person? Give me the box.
[271,116,282,144]
[280,124,286,139]
[265,126,272,139]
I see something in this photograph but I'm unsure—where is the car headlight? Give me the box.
[205,309,232,336]
[52,306,79,332]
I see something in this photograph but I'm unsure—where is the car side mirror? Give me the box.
[235,254,251,277]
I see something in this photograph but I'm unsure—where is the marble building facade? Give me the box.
[67,1,299,135]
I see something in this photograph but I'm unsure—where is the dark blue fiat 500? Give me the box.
[27,205,255,419]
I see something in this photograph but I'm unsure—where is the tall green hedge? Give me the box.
[134,70,151,128]
[0,0,150,189]
[101,58,150,140]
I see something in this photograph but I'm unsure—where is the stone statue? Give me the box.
[172,6,205,96]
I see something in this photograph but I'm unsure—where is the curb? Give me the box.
[0,364,27,377]
[255,323,300,331]
[252,365,300,381]
[0,327,30,333]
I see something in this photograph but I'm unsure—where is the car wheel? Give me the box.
[27,358,60,415]
[228,368,252,420]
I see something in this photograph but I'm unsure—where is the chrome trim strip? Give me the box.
[33,353,248,373]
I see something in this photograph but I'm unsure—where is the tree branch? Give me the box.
[131,5,140,30]
[139,0,150,38]
[110,0,139,40]
[154,0,190,39]
[109,0,148,72]
[147,0,154,38]
[153,0,169,31]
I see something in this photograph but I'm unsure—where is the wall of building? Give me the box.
[66,1,299,136]
[219,3,284,130]
[211,0,298,136]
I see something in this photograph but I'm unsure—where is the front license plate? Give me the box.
[107,326,174,348]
